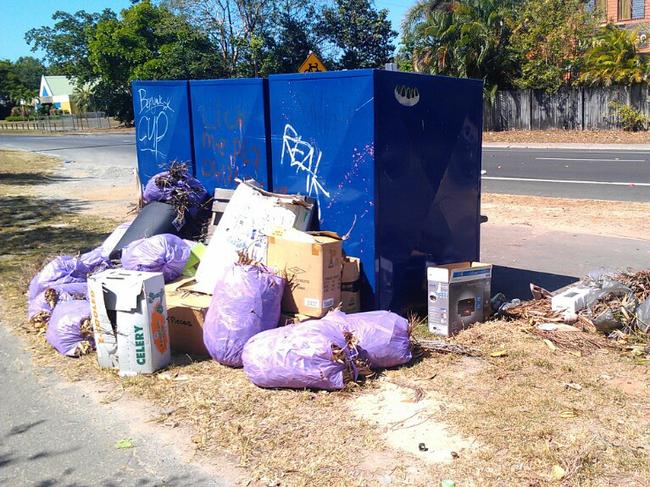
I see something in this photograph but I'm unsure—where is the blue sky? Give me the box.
[0,0,411,62]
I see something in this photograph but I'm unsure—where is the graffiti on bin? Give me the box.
[198,107,263,184]
[280,123,330,217]
[136,88,174,160]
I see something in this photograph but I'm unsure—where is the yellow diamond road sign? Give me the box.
[298,52,327,73]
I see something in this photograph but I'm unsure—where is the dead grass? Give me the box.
[483,129,650,145]
[2,148,650,486]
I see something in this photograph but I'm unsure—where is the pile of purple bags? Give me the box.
[197,258,412,390]
[241,309,412,391]
[27,163,415,390]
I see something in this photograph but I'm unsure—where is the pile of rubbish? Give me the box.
[28,163,206,358]
[498,270,650,350]
[26,164,417,390]
[26,159,649,387]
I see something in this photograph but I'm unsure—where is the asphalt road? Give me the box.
[0,322,230,487]
[0,134,136,166]
[483,147,650,201]
[2,134,649,202]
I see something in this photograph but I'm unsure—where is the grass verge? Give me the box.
[1,149,649,486]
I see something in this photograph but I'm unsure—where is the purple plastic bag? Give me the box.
[28,256,90,302]
[121,234,190,282]
[46,300,94,357]
[325,310,412,368]
[242,319,357,390]
[203,264,284,367]
[79,247,111,274]
[28,282,88,320]
[143,167,207,216]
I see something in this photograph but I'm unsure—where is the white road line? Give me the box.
[482,176,650,187]
[535,157,645,162]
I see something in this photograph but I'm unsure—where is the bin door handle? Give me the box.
[394,85,420,107]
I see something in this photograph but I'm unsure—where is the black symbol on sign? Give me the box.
[306,63,321,72]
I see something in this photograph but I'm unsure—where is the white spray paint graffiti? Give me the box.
[137,88,175,160]
[280,123,330,217]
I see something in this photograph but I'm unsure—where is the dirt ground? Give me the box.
[483,130,650,145]
[482,193,650,240]
[2,149,649,486]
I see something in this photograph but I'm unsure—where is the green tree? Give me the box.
[169,0,275,77]
[401,0,522,91]
[318,0,396,69]
[510,0,597,92]
[580,24,648,86]
[262,0,322,73]
[12,57,46,93]
[25,9,116,80]
[0,59,41,117]
[88,1,223,123]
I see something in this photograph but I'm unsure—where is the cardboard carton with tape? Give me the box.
[267,229,342,318]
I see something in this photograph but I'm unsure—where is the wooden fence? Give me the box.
[483,84,650,131]
[0,112,117,132]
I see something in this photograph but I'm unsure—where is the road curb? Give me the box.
[483,142,650,151]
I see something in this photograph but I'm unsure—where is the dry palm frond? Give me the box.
[29,311,51,335]
[44,288,59,309]
[615,270,650,302]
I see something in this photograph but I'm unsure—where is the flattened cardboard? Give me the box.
[427,262,492,337]
[194,180,314,294]
[267,229,342,318]
[88,269,171,375]
[165,277,211,356]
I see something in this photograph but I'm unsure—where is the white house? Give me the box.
[38,75,76,112]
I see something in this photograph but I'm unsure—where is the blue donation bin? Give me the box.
[190,79,271,195]
[268,69,483,311]
[132,80,194,185]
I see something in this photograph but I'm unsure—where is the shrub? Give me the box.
[609,101,649,131]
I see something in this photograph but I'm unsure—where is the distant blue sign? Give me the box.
[132,80,194,185]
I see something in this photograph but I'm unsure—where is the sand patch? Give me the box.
[352,381,476,464]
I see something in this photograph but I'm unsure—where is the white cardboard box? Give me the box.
[551,285,600,315]
[88,269,171,376]
[194,180,314,294]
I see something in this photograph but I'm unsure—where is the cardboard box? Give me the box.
[341,256,361,313]
[427,262,492,337]
[165,277,211,356]
[267,229,342,318]
[88,269,171,376]
[194,180,314,294]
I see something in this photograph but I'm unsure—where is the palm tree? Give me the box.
[401,0,522,91]
[580,25,648,86]
[71,84,93,115]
